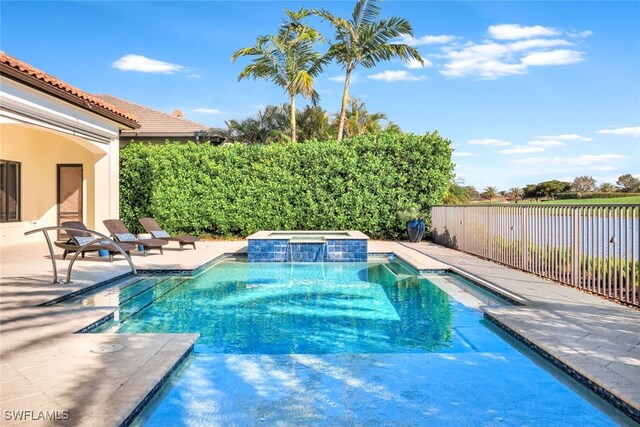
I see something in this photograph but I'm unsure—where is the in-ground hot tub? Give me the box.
[247,231,369,262]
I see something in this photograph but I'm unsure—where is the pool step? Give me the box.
[115,277,190,323]
[383,261,415,279]
[59,275,168,307]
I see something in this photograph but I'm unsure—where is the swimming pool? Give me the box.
[83,258,632,425]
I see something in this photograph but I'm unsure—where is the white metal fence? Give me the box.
[431,204,640,307]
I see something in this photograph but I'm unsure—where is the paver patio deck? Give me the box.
[1,239,639,425]
[0,241,244,426]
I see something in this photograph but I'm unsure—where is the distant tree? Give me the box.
[507,187,524,202]
[570,175,596,193]
[297,105,334,142]
[482,186,498,203]
[337,98,398,137]
[598,182,616,193]
[616,174,640,193]
[232,9,327,143]
[443,181,470,204]
[536,180,571,200]
[384,121,403,134]
[214,104,289,144]
[315,0,422,140]
[465,186,480,200]
[213,99,399,143]
[523,184,540,201]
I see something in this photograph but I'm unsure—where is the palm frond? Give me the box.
[352,0,381,29]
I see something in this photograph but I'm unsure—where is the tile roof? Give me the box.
[95,94,209,137]
[0,52,139,127]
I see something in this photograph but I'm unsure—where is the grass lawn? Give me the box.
[540,196,640,205]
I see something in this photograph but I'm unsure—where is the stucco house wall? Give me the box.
[0,54,138,246]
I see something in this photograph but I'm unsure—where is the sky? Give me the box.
[1,1,639,190]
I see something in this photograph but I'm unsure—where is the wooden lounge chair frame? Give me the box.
[103,219,168,256]
[26,225,137,284]
[139,217,199,251]
[55,221,135,262]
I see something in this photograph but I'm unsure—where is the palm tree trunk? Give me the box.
[336,68,351,141]
[290,93,296,143]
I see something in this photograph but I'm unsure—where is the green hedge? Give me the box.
[119,132,454,239]
[555,192,640,200]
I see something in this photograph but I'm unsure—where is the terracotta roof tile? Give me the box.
[0,51,139,125]
[95,94,209,136]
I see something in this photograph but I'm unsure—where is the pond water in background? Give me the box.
[101,259,634,426]
[485,214,638,258]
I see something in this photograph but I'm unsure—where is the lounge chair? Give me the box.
[54,221,135,262]
[139,217,199,251]
[103,219,168,256]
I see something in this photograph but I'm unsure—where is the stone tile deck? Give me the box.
[403,241,640,421]
[369,240,449,270]
[0,241,245,426]
[1,239,639,424]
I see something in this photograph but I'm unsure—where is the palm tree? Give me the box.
[297,105,335,142]
[214,104,290,144]
[599,182,616,193]
[342,98,387,137]
[314,0,422,141]
[443,182,470,204]
[232,9,327,143]
[507,187,524,202]
[332,98,399,137]
[483,186,498,203]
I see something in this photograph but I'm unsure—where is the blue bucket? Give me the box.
[98,249,109,257]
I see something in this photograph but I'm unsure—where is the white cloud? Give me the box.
[498,146,545,155]
[194,108,222,114]
[367,70,424,82]
[537,134,593,141]
[112,54,186,74]
[328,74,359,83]
[513,154,627,166]
[442,57,527,79]
[405,57,432,69]
[186,74,202,80]
[453,152,478,157]
[398,34,457,46]
[468,138,511,146]
[440,25,588,79]
[507,39,572,52]
[597,126,640,138]
[527,139,565,147]
[569,30,593,38]
[521,49,584,66]
[488,24,560,40]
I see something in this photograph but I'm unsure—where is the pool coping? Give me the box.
[43,247,640,425]
[485,313,640,422]
[247,230,369,240]
[120,342,196,427]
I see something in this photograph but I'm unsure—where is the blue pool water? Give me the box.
[94,259,631,426]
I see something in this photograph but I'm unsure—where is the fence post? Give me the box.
[521,206,528,271]
[487,206,493,259]
[461,207,466,252]
[572,207,580,288]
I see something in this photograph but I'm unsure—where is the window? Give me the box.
[0,160,21,222]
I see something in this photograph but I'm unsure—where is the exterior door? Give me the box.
[57,164,83,240]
